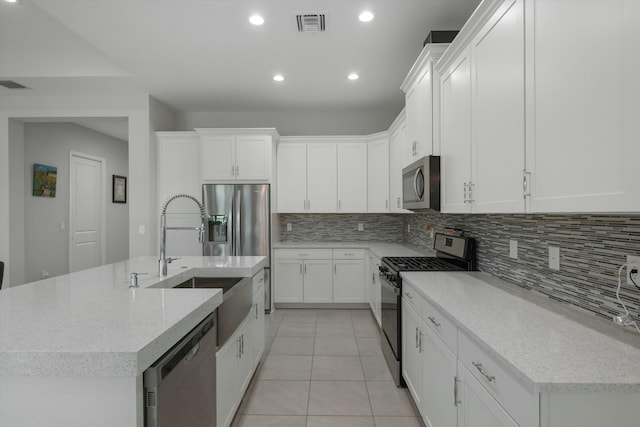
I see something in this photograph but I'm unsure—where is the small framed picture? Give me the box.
[112,175,127,204]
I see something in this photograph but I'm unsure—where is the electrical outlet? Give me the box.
[358,223,364,232]
[549,246,560,270]
[408,224,411,233]
[138,225,145,235]
[509,239,518,259]
[42,270,50,279]
[626,255,640,285]
[286,223,292,232]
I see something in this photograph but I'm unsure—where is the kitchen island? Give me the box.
[0,255,267,427]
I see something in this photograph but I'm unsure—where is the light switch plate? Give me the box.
[509,240,518,259]
[549,246,560,270]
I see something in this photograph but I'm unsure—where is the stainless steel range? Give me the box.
[379,233,476,387]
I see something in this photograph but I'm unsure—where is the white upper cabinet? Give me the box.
[197,129,276,182]
[471,0,525,213]
[337,143,368,212]
[401,44,448,163]
[439,0,525,214]
[438,0,640,214]
[307,142,338,213]
[440,49,473,214]
[525,0,640,212]
[156,132,202,211]
[277,143,308,213]
[277,139,337,213]
[367,135,390,212]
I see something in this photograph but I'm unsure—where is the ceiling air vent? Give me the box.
[296,13,326,32]
[0,80,28,89]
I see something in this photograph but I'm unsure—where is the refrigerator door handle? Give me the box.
[234,187,241,256]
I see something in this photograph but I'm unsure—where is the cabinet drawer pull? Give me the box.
[428,316,441,327]
[299,264,302,275]
[419,330,423,353]
[415,327,419,348]
[404,292,413,299]
[472,362,495,382]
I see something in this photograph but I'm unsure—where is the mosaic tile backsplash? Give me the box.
[278,214,404,243]
[279,212,640,321]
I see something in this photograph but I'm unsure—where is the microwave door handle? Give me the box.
[413,168,421,200]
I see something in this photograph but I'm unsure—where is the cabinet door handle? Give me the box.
[419,330,423,353]
[472,362,495,382]
[428,316,441,328]
[415,327,419,349]
[468,182,474,203]
[463,182,468,203]
[454,377,461,406]
[232,165,235,176]
[304,264,307,275]
[236,165,239,176]
[238,336,242,358]
[385,199,388,209]
[255,303,259,319]
[299,264,303,275]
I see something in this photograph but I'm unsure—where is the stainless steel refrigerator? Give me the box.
[203,184,271,312]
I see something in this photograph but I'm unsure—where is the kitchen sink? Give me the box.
[166,276,252,348]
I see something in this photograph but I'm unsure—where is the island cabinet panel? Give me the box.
[402,297,423,408]
[251,274,266,366]
[422,322,457,427]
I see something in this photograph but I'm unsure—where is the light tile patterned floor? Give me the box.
[232,309,423,427]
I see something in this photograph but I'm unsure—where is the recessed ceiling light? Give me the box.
[359,11,374,22]
[249,14,264,26]
[273,74,285,82]
[4,0,19,3]
[348,73,359,81]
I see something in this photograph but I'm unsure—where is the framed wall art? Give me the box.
[112,175,127,203]
[33,163,57,197]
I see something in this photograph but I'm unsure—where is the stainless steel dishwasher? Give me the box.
[143,313,216,427]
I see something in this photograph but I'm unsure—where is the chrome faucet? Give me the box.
[159,194,205,277]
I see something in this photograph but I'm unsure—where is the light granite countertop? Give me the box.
[0,256,267,378]
[402,271,640,393]
[273,241,431,258]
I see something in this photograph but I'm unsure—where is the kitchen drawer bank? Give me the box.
[401,271,640,427]
[273,242,423,307]
[0,255,267,427]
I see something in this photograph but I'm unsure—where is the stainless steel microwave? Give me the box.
[402,155,441,211]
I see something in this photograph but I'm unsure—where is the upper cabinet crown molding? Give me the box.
[195,128,280,140]
[435,0,507,74]
[400,44,449,93]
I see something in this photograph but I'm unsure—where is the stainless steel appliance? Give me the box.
[203,184,271,312]
[402,155,441,211]
[379,233,476,386]
[143,314,217,427]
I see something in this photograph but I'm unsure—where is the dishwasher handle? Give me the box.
[143,313,215,387]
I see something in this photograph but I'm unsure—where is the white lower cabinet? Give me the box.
[457,361,518,427]
[422,324,457,427]
[216,315,251,427]
[274,248,369,304]
[402,298,423,408]
[217,271,266,427]
[367,253,381,326]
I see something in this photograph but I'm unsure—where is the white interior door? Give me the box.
[69,152,105,273]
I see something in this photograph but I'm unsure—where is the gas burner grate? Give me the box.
[383,257,464,272]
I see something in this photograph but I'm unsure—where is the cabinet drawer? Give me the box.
[274,249,333,260]
[458,331,537,427]
[422,297,457,354]
[402,281,421,316]
[333,249,365,259]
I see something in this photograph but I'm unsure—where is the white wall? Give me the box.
[0,93,154,286]
[21,122,129,283]
[176,110,397,136]
[8,119,25,286]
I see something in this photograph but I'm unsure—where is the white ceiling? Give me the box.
[0,0,481,131]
